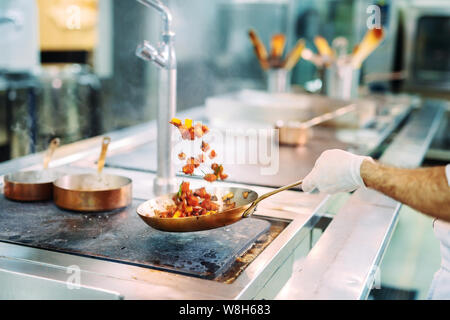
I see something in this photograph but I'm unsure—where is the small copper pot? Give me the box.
[52,137,132,212]
[53,173,132,212]
[4,171,59,202]
[3,138,60,202]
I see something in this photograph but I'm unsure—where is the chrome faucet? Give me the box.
[136,0,177,196]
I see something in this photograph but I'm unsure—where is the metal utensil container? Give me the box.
[267,68,291,93]
[325,62,360,100]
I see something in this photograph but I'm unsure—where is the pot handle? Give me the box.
[242,179,303,218]
[97,137,111,174]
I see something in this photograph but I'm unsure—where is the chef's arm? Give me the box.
[360,160,450,221]
[303,149,450,222]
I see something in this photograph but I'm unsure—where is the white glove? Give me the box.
[302,149,373,194]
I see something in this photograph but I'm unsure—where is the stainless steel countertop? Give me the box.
[0,96,443,300]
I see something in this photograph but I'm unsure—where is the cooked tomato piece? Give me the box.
[201,141,210,152]
[180,181,190,193]
[169,118,182,127]
[219,173,228,180]
[200,199,219,211]
[187,195,200,207]
[204,174,217,183]
[202,125,209,134]
[182,164,195,175]
[187,157,200,168]
[194,187,211,199]
[209,150,216,159]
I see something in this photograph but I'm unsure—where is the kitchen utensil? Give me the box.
[53,137,132,212]
[270,34,286,58]
[301,48,325,68]
[4,138,60,201]
[276,103,356,146]
[136,179,302,232]
[269,33,286,67]
[314,36,334,58]
[351,28,384,69]
[267,68,291,93]
[248,29,270,70]
[331,37,348,59]
[326,62,360,99]
[282,38,305,70]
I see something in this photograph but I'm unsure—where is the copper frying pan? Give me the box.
[53,137,132,212]
[137,179,303,232]
[4,138,60,201]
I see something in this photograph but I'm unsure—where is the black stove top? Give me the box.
[0,197,270,279]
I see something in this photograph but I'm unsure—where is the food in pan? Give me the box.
[155,182,223,218]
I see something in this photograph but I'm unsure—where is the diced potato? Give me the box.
[170,118,182,127]
[185,119,193,129]
[173,210,182,218]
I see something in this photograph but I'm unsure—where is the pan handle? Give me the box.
[97,136,111,174]
[43,138,60,169]
[242,179,303,218]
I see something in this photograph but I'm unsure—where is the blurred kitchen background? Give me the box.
[1,0,448,161]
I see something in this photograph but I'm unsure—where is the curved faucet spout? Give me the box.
[136,0,177,196]
[137,0,173,35]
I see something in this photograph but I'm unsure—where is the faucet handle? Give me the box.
[136,40,167,68]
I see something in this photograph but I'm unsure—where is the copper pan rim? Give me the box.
[53,173,133,212]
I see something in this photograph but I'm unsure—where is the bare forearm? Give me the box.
[360,161,450,221]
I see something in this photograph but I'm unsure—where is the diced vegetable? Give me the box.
[187,157,200,168]
[169,118,182,127]
[178,152,186,160]
[158,182,219,219]
[222,192,234,201]
[173,210,182,218]
[184,119,193,129]
[201,141,210,152]
[204,173,217,183]
[182,164,195,175]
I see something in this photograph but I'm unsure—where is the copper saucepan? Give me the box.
[53,137,132,212]
[137,179,303,232]
[4,138,61,201]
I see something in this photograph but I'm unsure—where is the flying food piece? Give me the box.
[201,141,210,152]
[204,173,217,183]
